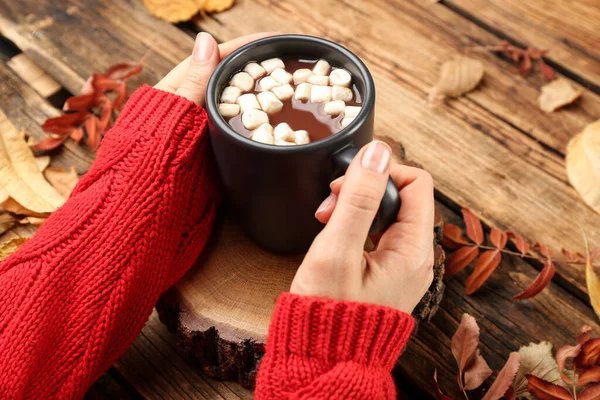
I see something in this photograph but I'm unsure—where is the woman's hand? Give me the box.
[291,140,435,314]
[155,32,277,106]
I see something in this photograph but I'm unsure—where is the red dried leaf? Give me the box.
[527,47,548,59]
[70,127,84,144]
[462,208,484,245]
[533,243,553,258]
[445,246,479,276]
[562,248,578,261]
[526,374,573,400]
[105,62,143,80]
[580,338,600,368]
[579,383,600,400]
[519,53,532,75]
[92,74,121,92]
[451,313,480,372]
[42,111,90,135]
[506,231,530,255]
[113,81,128,111]
[555,344,581,385]
[538,59,556,81]
[579,366,600,386]
[433,369,454,400]
[63,92,105,111]
[491,227,508,249]
[465,250,502,295]
[463,350,493,390]
[513,260,556,300]
[504,386,516,400]
[481,352,521,400]
[442,223,469,249]
[32,135,68,152]
[578,326,593,345]
[85,116,101,151]
[98,98,113,134]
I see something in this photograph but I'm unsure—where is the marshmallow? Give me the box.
[341,117,354,128]
[257,91,284,114]
[313,59,331,76]
[323,100,345,116]
[344,106,362,118]
[293,68,312,85]
[295,130,310,145]
[258,76,280,92]
[329,69,352,87]
[332,86,353,102]
[237,93,261,112]
[244,62,266,80]
[261,58,285,74]
[221,86,242,104]
[251,123,274,144]
[308,74,329,85]
[230,72,254,92]
[275,140,297,146]
[218,103,240,118]
[310,85,332,103]
[242,109,269,130]
[271,84,295,100]
[274,123,296,142]
[294,82,312,101]
[271,68,293,84]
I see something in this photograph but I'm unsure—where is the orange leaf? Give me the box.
[562,248,578,261]
[85,116,101,151]
[92,74,121,92]
[555,344,581,385]
[433,369,454,400]
[513,260,556,300]
[538,59,556,81]
[70,127,84,144]
[462,208,484,245]
[465,250,501,295]
[579,384,600,400]
[526,374,573,400]
[579,366,600,386]
[442,223,469,249]
[578,325,594,345]
[506,231,530,255]
[481,352,521,400]
[519,53,532,75]
[63,92,104,111]
[42,111,89,135]
[98,98,113,134]
[105,62,143,80]
[113,81,128,111]
[452,314,480,373]
[490,227,508,249]
[445,246,479,276]
[533,242,554,258]
[580,338,600,368]
[32,135,68,152]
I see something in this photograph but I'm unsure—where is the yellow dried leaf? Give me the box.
[0,237,27,262]
[43,167,79,200]
[0,109,64,214]
[583,232,600,322]
[566,120,600,214]
[513,342,565,398]
[0,212,16,235]
[539,78,582,113]
[429,56,484,102]
[203,0,234,13]
[19,216,46,226]
[34,156,51,172]
[143,0,205,22]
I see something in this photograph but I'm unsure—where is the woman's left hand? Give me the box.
[155,32,278,106]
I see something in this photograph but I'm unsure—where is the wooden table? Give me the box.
[0,0,598,398]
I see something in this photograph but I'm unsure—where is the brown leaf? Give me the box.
[445,246,479,276]
[538,59,556,81]
[505,386,516,400]
[506,231,530,255]
[19,216,46,226]
[143,0,204,22]
[579,366,600,386]
[491,227,508,249]
[0,237,28,262]
[462,208,484,244]
[98,98,113,134]
[566,121,600,214]
[43,167,79,200]
[482,352,521,400]
[442,223,469,249]
[91,74,121,92]
[465,250,501,295]
[580,384,600,400]
[585,233,600,321]
[513,260,555,300]
[525,375,573,400]
[580,338,600,367]
[539,78,583,113]
[32,135,68,152]
[555,344,581,385]
[42,111,89,135]
[464,350,493,390]
[63,92,104,111]
[562,248,578,261]
[433,369,454,400]
[533,243,553,258]
[85,116,101,151]
[113,81,128,111]
[105,62,143,80]
[519,53,532,75]
[204,0,235,13]
[514,341,566,398]
[70,127,84,144]
[429,56,484,102]
[452,313,480,372]
[0,213,17,236]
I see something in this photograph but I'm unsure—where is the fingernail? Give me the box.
[192,32,215,62]
[329,176,343,189]
[361,140,390,173]
[315,192,337,216]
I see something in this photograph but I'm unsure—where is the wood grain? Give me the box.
[7,54,60,98]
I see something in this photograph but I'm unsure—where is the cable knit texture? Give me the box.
[0,86,220,399]
[256,292,415,399]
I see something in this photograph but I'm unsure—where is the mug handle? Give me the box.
[331,146,401,234]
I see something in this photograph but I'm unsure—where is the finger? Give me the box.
[315,192,337,224]
[329,175,344,194]
[175,32,220,105]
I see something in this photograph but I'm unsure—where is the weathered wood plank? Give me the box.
[442,0,600,89]
[7,53,61,98]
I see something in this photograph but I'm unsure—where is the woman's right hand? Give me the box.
[290,140,435,314]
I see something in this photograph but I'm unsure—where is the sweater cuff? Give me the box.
[268,293,415,370]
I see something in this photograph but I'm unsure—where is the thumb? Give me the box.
[176,32,220,105]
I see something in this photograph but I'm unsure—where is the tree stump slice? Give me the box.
[156,159,445,389]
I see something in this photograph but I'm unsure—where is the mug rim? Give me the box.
[206,34,375,153]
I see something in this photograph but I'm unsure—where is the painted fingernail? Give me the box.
[329,176,344,189]
[361,140,391,173]
[192,32,215,62]
[315,192,337,216]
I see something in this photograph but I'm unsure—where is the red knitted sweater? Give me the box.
[0,86,415,399]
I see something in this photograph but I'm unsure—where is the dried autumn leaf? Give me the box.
[445,246,479,276]
[462,208,484,245]
[43,167,79,200]
[42,111,89,135]
[34,156,51,172]
[513,260,556,300]
[19,216,46,226]
[464,349,493,390]
[491,227,508,249]
[452,313,480,374]
[533,243,553,258]
[98,99,113,133]
[579,367,600,386]
[506,231,530,255]
[578,326,593,345]
[433,369,454,400]
[442,223,469,249]
[32,135,68,152]
[505,386,516,400]
[525,374,573,400]
[481,352,521,400]
[584,233,600,321]
[105,62,143,80]
[539,78,582,113]
[580,339,600,367]
[0,213,16,236]
[465,250,501,295]
[85,116,101,151]
[513,342,565,399]
[562,248,578,261]
[555,344,581,385]
[204,0,234,12]
[0,237,27,262]
[70,127,84,144]
[519,53,532,75]
[579,384,600,400]
[113,81,128,111]
[63,92,104,111]
[538,59,556,81]
[143,0,204,22]
[429,56,484,102]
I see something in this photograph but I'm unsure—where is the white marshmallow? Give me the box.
[242,109,269,130]
[344,106,362,118]
[237,93,261,112]
[274,123,296,142]
[293,68,312,85]
[308,74,329,85]
[341,117,354,128]
[260,58,285,74]
[329,69,352,87]
[275,140,297,146]
[251,123,274,144]
[313,59,331,76]
[323,100,345,116]
[295,130,310,145]
[271,84,294,100]
[221,86,242,104]
[271,68,293,84]
[310,85,332,103]
[244,62,266,80]
[218,103,240,118]
[294,82,312,101]
[229,72,254,92]
[257,91,284,114]
[332,86,353,102]
[258,76,280,92]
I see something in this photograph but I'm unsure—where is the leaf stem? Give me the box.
[468,244,600,268]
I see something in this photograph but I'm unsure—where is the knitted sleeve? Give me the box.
[255,292,415,400]
[0,86,220,399]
